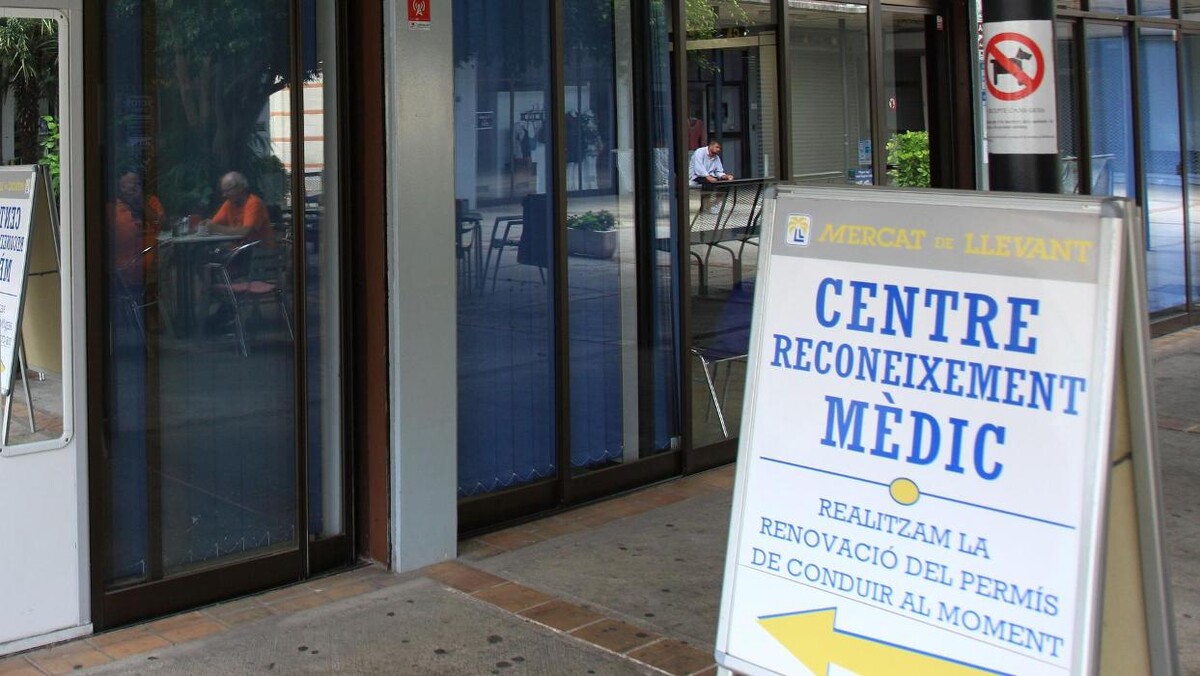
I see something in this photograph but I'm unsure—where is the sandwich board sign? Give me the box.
[0,166,41,397]
[715,186,1138,675]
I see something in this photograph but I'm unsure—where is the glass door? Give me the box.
[454,0,684,530]
[880,6,948,188]
[787,2,873,186]
[562,0,680,498]
[92,0,349,628]
[453,0,558,525]
[683,3,777,455]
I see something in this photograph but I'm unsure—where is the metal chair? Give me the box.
[693,345,748,439]
[114,243,170,337]
[207,240,293,357]
[456,199,483,291]
[692,283,754,438]
[483,214,523,292]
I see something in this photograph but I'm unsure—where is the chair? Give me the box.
[114,243,170,337]
[1060,154,1115,195]
[456,199,483,291]
[692,283,754,438]
[483,214,523,292]
[517,193,550,284]
[207,240,293,357]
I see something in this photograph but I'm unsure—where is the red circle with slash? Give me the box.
[985,32,1045,102]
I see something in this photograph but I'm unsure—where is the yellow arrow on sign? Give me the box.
[759,608,1008,676]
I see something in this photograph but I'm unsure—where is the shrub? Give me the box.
[886,130,931,188]
[566,210,616,232]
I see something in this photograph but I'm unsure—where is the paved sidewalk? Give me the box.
[3,327,1200,675]
[0,469,733,676]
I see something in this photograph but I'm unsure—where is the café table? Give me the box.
[157,231,245,337]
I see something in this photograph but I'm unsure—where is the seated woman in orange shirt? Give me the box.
[203,171,275,247]
[108,170,166,274]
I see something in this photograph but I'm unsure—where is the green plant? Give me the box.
[566,210,616,232]
[0,18,57,164]
[886,130,931,188]
[37,114,59,197]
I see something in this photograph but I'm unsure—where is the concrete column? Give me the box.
[382,0,458,571]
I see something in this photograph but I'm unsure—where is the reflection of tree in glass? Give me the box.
[113,0,320,213]
[0,18,57,165]
[685,0,749,39]
[684,0,750,75]
[452,0,747,66]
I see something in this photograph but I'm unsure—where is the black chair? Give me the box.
[692,283,754,438]
[456,199,483,291]
[483,215,524,292]
[114,243,171,337]
[516,193,550,283]
[206,241,293,357]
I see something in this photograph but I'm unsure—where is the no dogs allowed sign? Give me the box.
[983,21,1056,154]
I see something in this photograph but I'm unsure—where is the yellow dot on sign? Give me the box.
[890,478,920,506]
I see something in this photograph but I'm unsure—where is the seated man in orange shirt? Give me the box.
[109,170,166,273]
[201,171,278,335]
[203,171,275,247]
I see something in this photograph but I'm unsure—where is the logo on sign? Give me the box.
[786,214,812,247]
[985,32,1045,102]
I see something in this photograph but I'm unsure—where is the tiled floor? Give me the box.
[0,466,734,676]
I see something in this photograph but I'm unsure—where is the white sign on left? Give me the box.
[0,166,40,396]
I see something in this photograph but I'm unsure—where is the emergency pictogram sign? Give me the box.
[408,0,431,30]
[985,32,1045,102]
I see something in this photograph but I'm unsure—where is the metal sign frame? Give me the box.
[716,185,1130,675]
[1118,205,1180,676]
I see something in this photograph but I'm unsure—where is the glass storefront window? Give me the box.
[685,0,778,181]
[648,0,681,453]
[304,1,344,538]
[690,0,775,34]
[453,0,556,497]
[1089,0,1130,13]
[1138,26,1186,313]
[1184,34,1200,305]
[1085,22,1134,200]
[685,0,774,448]
[564,0,680,474]
[787,2,871,185]
[1136,0,1171,16]
[1057,21,1084,193]
[1184,2,1200,19]
[101,0,341,588]
[564,0,637,471]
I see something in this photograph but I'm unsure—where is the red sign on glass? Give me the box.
[408,0,431,30]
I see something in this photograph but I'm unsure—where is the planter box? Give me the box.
[567,228,617,259]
